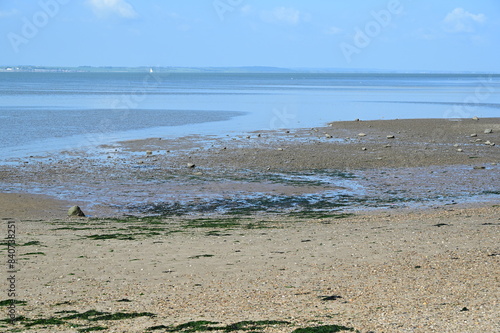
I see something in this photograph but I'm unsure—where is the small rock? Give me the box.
[325,134,332,139]
[362,147,367,151]
[453,144,460,147]
[475,139,483,142]
[146,150,153,155]
[484,129,493,134]
[277,148,284,151]
[472,116,479,121]
[385,144,391,148]
[386,135,395,139]
[470,133,477,137]
[187,163,196,168]
[358,133,366,137]
[473,166,486,170]
[68,206,85,217]
[457,148,463,152]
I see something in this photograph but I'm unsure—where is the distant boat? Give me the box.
[149,68,153,73]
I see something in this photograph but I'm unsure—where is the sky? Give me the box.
[1,0,499,72]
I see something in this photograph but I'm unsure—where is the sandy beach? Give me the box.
[1,118,499,332]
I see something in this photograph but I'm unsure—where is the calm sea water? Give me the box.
[1,72,499,159]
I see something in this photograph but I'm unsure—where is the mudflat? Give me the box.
[0,118,499,332]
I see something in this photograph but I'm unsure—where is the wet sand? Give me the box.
[0,118,499,332]
[1,117,499,216]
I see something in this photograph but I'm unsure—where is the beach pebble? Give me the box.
[484,129,493,134]
[387,135,395,139]
[385,144,391,148]
[457,148,463,152]
[470,133,477,137]
[358,133,367,137]
[187,163,196,168]
[473,166,486,170]
[277,148,284,151]
[68,205,85,217]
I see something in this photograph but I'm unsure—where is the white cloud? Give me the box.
[260,7,305,25]
[443,8,486,33]
[87,0,138,18]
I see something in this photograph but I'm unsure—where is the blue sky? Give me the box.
[1,0,499,71]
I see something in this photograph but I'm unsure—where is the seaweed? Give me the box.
[288,212,354,220]
[24,317,66,328]
[155,320,291,332]
[78,326,108,332]
[22,252,46,256]
[85,233,135,240]
[1,310,157,331]
[292,325,355,333]
[0,300,27,307]
[189,254,214,259]
[20,241,42,246]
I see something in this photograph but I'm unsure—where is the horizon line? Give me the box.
[1,65,498,75]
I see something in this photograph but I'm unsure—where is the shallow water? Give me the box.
[1,72,500,160]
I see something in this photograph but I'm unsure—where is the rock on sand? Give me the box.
[68,205,85,217]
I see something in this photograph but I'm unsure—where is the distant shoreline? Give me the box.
[2,65,499,74]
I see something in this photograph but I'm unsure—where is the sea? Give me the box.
[1,71,500,160]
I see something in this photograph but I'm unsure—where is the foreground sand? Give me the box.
[0,205,499,332]
[0,118,499,332]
